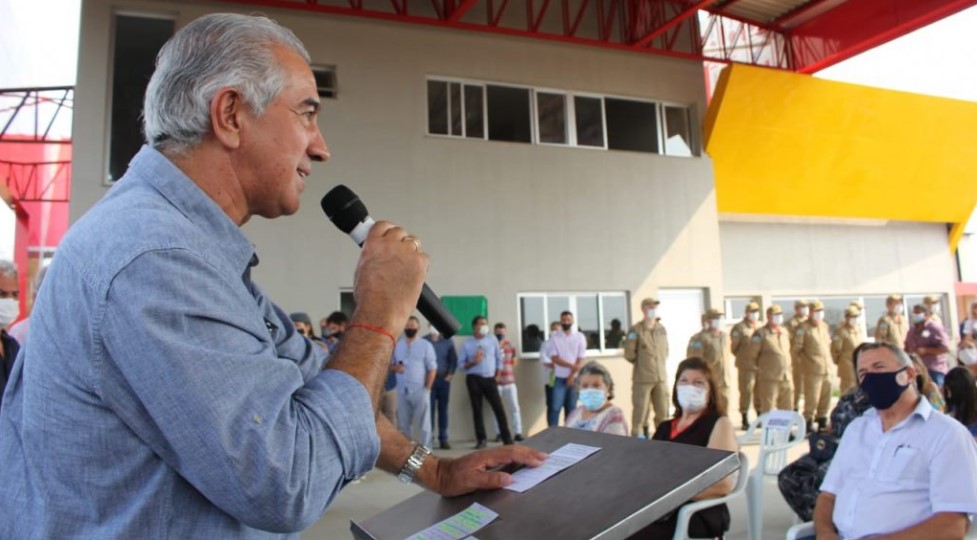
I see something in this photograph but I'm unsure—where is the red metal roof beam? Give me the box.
[769,0,833,27]
[633,0,716,48]
[447,0,479,22]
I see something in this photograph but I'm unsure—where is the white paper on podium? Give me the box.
[504,442,601,493]
[403,502,498,540]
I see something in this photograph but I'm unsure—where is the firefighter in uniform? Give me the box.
[832,305,862,394]
[686,308,730,411]
[786,299,809,412]
[731,301,761,429]
[875,294,908,349]
[750,304,793,414]
[624,297,668,437]
[794,300,833,433]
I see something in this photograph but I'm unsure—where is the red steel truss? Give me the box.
[213,0,977,72]
[0,87,73,204]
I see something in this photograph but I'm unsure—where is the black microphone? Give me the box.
[321,185,461,338]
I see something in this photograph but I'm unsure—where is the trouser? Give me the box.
[493,383,523,436]
[429,376,451,443]
[738,369,757,415]
[837,358,857,394]
[631,380,669,436]
[549,377,578,427]
[466,375,512,444]
[755,377,793,414]
[544,383,555,427]
[380,388,397,425]
[397,385,432,447]
[705,360,730,413]
[792,360,805,410]
[802,372,832,421]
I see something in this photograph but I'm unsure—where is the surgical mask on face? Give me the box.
[912,313,926,324]
[676,384,708,412]
[0,298,19,328]
[404,328,418,338]
[478,324,490,336]
[747,311,759,322]
[891,304,904,315]
[772,314,784,325]
[799,307,809,317]
[708,319,722,330]
[860,366,910,410]
[812,311,824,322]
[645,309,656,320]
[578,388,607,411]
[959,347,977,366]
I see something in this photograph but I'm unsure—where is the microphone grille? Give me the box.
[321,184,369,234]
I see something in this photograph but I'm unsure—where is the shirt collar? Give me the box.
[128,146,256,274]
[864,395,933,426]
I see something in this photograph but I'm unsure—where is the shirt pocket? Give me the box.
[878,447,921,485]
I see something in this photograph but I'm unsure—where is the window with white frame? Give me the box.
[425,77,697,156]
[518,292,629,357]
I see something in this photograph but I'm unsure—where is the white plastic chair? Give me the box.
[737,410,807,540]
[785,521,813,540]
[672,451,750,540]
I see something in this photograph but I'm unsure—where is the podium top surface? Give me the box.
[351,426,740,540]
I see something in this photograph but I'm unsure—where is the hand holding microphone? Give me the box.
[322,185,461,338]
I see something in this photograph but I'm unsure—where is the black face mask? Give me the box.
[495,333,505,342]
[561,323,572,332]
[404,329,418,338]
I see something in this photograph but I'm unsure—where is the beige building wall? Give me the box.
[72,0,724,441]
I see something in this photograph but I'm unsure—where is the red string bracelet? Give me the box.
[347,323,396,346]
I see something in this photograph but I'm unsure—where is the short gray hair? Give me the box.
[0,260,17,280]
[576,361,615,400]
[853,342,913,373]
[143,13,310,154]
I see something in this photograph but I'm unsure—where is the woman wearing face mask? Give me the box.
[563,362,628,436]
[957,337,977,379]
[640,357,738,539]
[944,367,977,442]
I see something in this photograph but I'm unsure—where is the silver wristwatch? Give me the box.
[397,444,431,484]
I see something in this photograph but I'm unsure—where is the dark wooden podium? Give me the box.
[351,427,740,540]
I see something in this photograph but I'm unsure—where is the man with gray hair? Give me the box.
[0,13,543,538]
[0,259,20,407]
[813,342,977,539]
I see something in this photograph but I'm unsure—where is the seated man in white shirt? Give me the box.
[813,342,977,540]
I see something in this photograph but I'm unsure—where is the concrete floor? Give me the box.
[302,436,809,540]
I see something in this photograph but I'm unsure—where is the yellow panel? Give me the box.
[704,64,977,246]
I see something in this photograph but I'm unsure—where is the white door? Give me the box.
[658,288,707,387]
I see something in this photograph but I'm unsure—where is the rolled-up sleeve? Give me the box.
[97,249,379,532]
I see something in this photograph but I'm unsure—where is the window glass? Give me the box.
[449,82,462,136]
[576,294,600,349]
[427,80,448,135]
[519,296,545,353]
[602,294,628,349]
[108,15,174,183]
[487,85,532,143]
[537,92,567,144]
[574,96,604,147]
[464,84,484,139]
[664,105,693,156]
[605,97,658,153]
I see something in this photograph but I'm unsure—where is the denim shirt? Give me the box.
[0,146,379,538]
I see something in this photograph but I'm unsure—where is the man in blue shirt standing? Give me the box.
[0,13,544,539]
[392,316,437,447]
[426,323,458,449]
[460,315,514,448]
